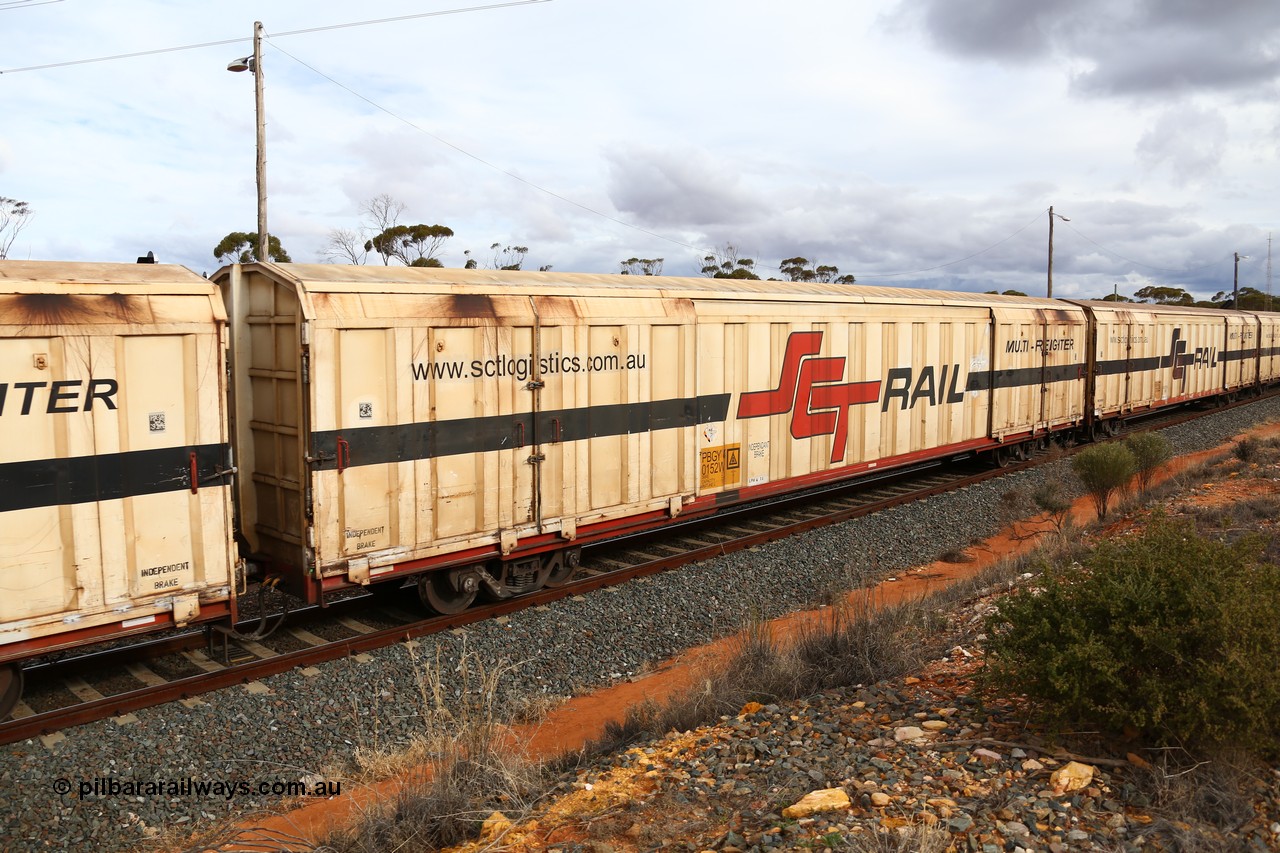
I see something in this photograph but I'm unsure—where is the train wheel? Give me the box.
[994,447,1015,468]
[543,548,581,589]
[0,663,22,720]
[418,568,480,615]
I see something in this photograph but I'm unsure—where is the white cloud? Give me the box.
[0,0,1273,300]
[1136,106,1229,186]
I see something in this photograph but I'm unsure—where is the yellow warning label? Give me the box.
[699,443,741,490]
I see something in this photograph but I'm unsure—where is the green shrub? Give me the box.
[1071,442,1136,518]
[1123,431,1172,494]
[982,518,1280,751]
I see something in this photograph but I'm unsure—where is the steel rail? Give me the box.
[2,391,1272,745]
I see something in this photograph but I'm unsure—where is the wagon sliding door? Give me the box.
[307,296,550,581]
[536,296,696,536]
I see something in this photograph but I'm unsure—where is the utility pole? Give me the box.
[1047,206,1069,298]
[252,21,267,263]
[1267,233,1273,312]
[1234,251,1242,308]
[227,24,268,262]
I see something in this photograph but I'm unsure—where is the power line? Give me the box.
[267,39,713,256]
[272,41,1071,276]
[5,3,1247,286]
[0,0,65,10]
[856,211,1045,279]
[1060,219,1230,275]
[0,1,551,74]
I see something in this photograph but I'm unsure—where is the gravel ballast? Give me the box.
[3,398,1278,852]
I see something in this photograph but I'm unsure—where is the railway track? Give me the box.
[1,394,1265,746]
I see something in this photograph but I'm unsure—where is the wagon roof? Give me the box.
[1066,299,1257,318]
[0,260,215,292]
[220,262,1077,308]
[0,261,225,327]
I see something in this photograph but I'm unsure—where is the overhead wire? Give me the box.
[0,0,65,9]
[1061,220,1234,275]
[0,1,551,74]
[1,3,1252,283]
[269,39,1072,274]
[266,38,714,257]
[856,211,1045,279]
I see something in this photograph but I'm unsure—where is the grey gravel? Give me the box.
[2,397,1278,852]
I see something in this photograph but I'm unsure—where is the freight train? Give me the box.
[2,259,1278,717]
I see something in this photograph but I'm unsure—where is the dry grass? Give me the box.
[1130,748,1267,852]
[836,824,951,852]
[307,642,554,853]
[588,587,950,756]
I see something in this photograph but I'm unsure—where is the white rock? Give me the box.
[782,788,852,818]
[894,726,926,741]
[1050,761,1096,794]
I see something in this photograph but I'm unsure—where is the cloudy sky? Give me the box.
[1,0,1277,300]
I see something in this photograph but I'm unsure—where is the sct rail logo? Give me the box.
[1167,328,1216,382]
[736,331,969,464]
[736,332,881,464]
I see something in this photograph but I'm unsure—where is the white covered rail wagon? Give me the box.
[5,259,1279,719]
[216,264,1094,612]
[0,261,237,712]
[1070,301,1264,431]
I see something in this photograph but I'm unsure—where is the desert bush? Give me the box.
[1123,431,1172,494]
[1031,474,1076,537]
[982,517,1280,752]
[1071,442,1136,518]
[1233,435,1259,462]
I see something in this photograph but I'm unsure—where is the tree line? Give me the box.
[0,191,1268,307]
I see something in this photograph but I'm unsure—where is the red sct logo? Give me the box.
[736,332,880,463]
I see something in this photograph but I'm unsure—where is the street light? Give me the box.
[227,21,267,263]
[1047,206,1069,299]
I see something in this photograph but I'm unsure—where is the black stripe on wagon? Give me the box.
[1219,347,1258,363]
[965,363,1083,392]
[310,394,733,471]
[0,443,231,514]
[1094,355,1168,377]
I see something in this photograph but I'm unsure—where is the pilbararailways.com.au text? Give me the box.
[53,776,341,802]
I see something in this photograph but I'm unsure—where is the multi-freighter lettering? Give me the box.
[0,378,118,415]
[1005,338,1075,353]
